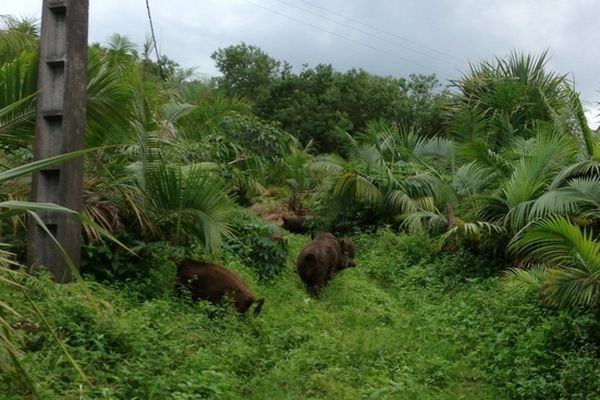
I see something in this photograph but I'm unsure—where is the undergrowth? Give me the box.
[2,229,600,399]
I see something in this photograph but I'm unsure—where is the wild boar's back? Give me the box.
[296,232,344,295]
[176,259,263,315]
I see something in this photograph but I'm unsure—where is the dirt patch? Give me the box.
[247,202,290,226]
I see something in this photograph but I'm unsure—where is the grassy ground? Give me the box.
[2,230,600,399]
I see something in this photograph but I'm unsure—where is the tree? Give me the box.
[0,16,39,149]
[256,64,449,153]
[449,51,572,150]
[211,44,448,153]
[211,42,283,103]
[309,123,437,231]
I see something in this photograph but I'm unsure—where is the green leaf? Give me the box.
[0,148,96,183]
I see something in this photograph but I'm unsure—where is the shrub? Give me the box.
[81,235,186,300]
[307,191,381,235]
[356,228,436,286]
[223,210,288,279]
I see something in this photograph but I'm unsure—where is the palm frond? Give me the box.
[401,210,447,232]
[85,47,138,148]
[0,50,37,145]
[332,171,381,206]
[541,267,600,308]
[509,215,600,270]
[456,138,510,175]
[530,178,600,220]
[440,221,506,247]
[384,190,418,215]
[505,265,548,289]
[0,148,95,183]
[550,159,600,189]
[505,200,536,232]
[143,163,235,251]
[453,161,497,197]
[309,154,346,177]
[414,136,455,160]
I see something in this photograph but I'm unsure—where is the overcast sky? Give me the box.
[3,0,599,127]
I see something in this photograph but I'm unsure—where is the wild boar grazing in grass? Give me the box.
[176,259,264,315]
[296,232,356,296]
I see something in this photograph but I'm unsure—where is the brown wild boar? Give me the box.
[296,232,356,296]
[282,215,308,234]
[176,259,264,315]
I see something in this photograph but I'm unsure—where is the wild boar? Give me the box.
[296,232,356,296]
[282,215,308,234]
[176,259,264,315]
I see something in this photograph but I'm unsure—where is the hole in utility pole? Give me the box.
[48,4,67,16]
[39,169,61,204]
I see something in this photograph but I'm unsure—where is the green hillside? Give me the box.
[3,230,600,399]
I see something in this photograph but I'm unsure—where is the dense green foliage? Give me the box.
[212,43,448,152]
[1,15,600,399]
[223,211,288,280]
[3,232,600,399]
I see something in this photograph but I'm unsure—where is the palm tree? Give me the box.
[281,138,315,213]
[0,17,38,149]
[310,124,437,228]
[143,163,235,250]
[450,51,572,149]
[432,128,578,249]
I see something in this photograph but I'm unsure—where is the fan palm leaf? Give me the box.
[143,163,235,251]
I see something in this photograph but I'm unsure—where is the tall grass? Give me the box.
[1,230,600,399]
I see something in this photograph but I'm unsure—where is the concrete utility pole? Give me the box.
[28,0,89,282]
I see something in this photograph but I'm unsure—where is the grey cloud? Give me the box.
[2,0,599,125]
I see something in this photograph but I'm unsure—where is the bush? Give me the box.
[356,228,436,286]
[307,192,381,235]
[223,210,288,279]
[81,235,186,300]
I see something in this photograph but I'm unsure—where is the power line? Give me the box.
[145,0,162,75]
[241,0,451,80]
[293,0,464,63]
[272,0,461,69]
